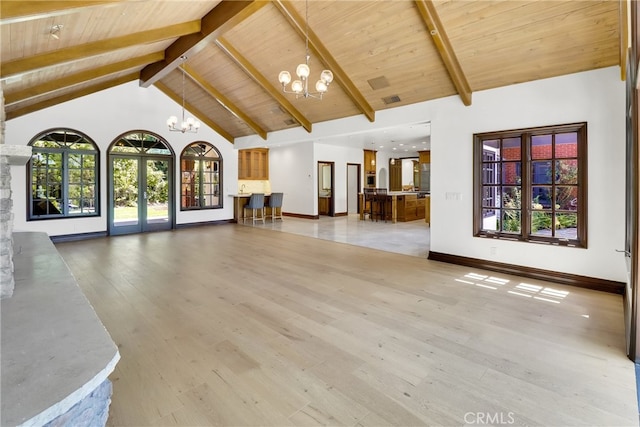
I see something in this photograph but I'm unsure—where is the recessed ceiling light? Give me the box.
[392,147,397,150]
[399,143,404,146]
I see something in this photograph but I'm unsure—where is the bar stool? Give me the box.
[364,188,375,220]
[372,188,388,222]
[243,193,265,224]
[267,192,284,221]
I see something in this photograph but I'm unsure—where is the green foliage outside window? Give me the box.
[29,130,98,219]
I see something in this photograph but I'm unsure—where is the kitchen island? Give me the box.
[359,191,430,223]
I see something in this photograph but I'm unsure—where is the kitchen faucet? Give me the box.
[240,184,246,194]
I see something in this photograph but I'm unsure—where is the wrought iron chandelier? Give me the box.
[278,0,333,99]
[167,56,200,133]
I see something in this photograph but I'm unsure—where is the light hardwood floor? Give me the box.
[55,224,637,426]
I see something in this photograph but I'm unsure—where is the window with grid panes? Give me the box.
[180,142,222,210]
[28,129,99,220]
[473,123,586,247]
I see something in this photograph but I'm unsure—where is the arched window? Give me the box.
[28,129,99,220]
[180,142,222,210]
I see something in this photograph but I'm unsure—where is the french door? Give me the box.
[108,131,174,235]
[109,155,173,235]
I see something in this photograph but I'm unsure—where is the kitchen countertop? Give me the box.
[362,191,430,196]
[387,191,430,195]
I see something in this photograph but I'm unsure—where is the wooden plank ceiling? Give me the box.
[0,0,622,144]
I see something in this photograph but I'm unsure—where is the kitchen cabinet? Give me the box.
[396,194,427,222]
[418,150,430,192]
[364,149,376,175]
[389,160,402,191]
[238,148,269,180]
[318,197,330,215]
[359,192,429,223]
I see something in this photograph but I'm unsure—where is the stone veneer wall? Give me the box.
[43,380,113,427]
[0,88,14,299]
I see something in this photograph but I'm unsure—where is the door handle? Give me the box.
[615,249,631,257]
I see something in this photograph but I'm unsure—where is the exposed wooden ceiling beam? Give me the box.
[155,80,234,143]
[620,0,629,81]
[415,0,472,106]
[139,1,267,88]
[216,37,312,133]
[0,0,125,24]
[182,64,267,140]
[6,72,139,121]
[1,21,199,79]
[5,52,164,106]
[274,1,375,123]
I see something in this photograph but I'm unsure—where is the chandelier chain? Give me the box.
[166,55,200,133]
[277,0,333,100]
[304,0,309,60]
[181,65,186,122]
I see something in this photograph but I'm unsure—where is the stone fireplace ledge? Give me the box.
[1,232,120,426]
[0,144,32,165]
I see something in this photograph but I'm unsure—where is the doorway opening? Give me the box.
[318,161,334,216]
[347,163,361,214]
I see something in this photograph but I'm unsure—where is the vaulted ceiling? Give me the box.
[0,0,625,147]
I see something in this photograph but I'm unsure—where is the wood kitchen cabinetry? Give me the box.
[318,197,330,215]
[418,150,430,192]
[238,148,269,180]
[396,194,426,222]
[389,160,402,191]
[364,149,376,175]
[419,150,430,164]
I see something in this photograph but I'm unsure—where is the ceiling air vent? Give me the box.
[382,95,401,105]
[367,76,390,90]
[284,119,296,126]
[271,106,289,115]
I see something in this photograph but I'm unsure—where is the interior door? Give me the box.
[110,155,173,235]
[318,162,334,216]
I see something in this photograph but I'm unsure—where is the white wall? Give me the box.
[268,140,363,216]
[244,66,626,282]
[428,66,626,282]
[5,67,626,283]
[269,142,315,216]
[5,81,238,236]
[314,142,363,214]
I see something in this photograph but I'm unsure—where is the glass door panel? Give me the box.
[144,159,170,231]
[112,157,139,231]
